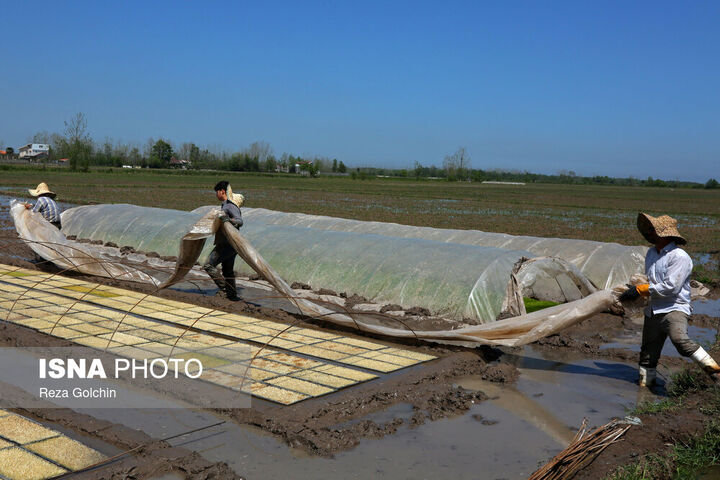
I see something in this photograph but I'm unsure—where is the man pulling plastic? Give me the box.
[619,213,720,387]
[203,181,244,301]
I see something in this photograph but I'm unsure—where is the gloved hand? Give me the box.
[218,212,230,223]
[618,283,650,302]
[618,285,640,301]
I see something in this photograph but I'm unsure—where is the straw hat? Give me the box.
[637,212,687,245]
[28,182,56,198]
[226,185,244,208]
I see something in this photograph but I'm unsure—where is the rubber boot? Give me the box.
[203,265,227,296]
[638,367,656,387]
[691,347,720,383]
[225,277,239,301]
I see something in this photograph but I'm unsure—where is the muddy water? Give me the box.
[59,345,644,480]
[0,344,637,479]
[699,465,720,479]
[600,296,720,361]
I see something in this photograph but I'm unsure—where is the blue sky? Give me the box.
[1,1,718,181]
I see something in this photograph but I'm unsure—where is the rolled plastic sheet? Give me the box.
[9,201,161,285]
[222,207,648,290]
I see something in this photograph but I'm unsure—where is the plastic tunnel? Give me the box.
[59,204,647,323]
[224,207,648,290]
[61,204,539,322]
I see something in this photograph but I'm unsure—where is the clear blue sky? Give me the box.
[1,1,718,181]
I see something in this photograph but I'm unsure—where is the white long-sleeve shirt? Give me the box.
[645,242,693,316]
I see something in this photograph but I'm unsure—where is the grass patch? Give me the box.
[523,297,560,313]
[630,398,680,415]
[667,369,707,397]
[607,422,720,480]
[608,367,720,479]
[693,263,719,288]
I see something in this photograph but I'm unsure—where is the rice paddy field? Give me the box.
[2,167,719,255]
[2,165,720,479]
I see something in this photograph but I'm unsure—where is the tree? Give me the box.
[299,161,319,177]
[338,161,347,173]
[443,147,470,181]
[102,138,114,166]
[63,112,92,171]
[247,141,272,167]
[706,178,719,189]
[31,131,53,144]
[5,147,14,158]
[129,147,141,166]
[413,161,423,179]
[332,159,338,172]
[265,155,277,172]
[150,139,173,168]
[189,143,200,165]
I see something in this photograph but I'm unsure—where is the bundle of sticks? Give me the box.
[529,418,634,480]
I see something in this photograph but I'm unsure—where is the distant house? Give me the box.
[169,157,190,169]
[18,143,50,161]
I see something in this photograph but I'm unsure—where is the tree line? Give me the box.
[4,113,347,174]
[2,113,716,189]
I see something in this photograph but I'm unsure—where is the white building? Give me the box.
[18,143,50,160]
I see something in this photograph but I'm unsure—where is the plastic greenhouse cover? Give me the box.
[214,207,648,290]
[11,201,626,346]
[60,204,535,322]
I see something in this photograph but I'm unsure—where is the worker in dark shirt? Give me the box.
[203,181,243,300]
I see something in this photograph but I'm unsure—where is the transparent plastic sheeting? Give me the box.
[60,204,531,322]
[212,220,620,346]
[12,201,623,346]
[229,207,648,290]
[58,203,641,322]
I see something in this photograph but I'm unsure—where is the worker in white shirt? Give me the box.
[619,213,720,387]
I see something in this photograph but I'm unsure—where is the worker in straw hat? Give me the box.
[619,213,720,386]
[23,182,62,229]
[203,180,244,301]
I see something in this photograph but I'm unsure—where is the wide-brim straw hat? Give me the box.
[28,182,56,198]
[226,185,244,208]
[637,212,687,245]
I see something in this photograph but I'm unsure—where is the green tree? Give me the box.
[5,147,14,158]
[706,178,719,189]
[189,143,200,165]
[150,139,173,168]
[332,159,338,172]
[413,161,422,179]
[265,155,277,172]
[338,161,347,173]
[129,147,141,166]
